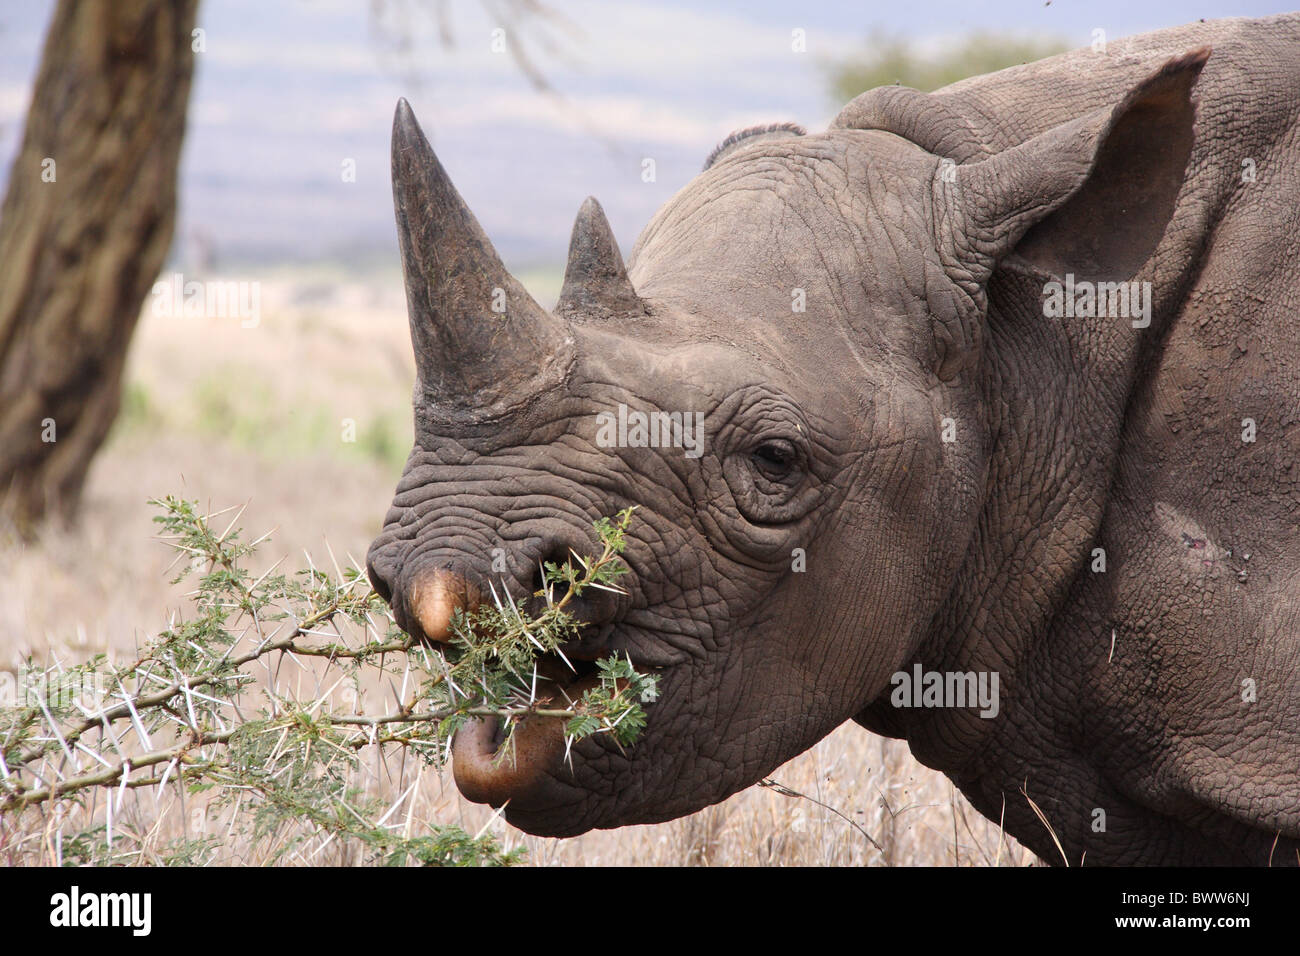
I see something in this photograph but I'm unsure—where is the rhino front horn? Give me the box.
[555,196,645,318]
[391,98,569,409]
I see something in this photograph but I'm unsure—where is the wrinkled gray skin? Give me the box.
[367,15,1300,865]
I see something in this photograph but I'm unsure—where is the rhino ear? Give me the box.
[704,121,806,170]
[950,47,1209,290]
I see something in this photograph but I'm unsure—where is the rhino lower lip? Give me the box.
[450,657,598,808]
[450,651,661,808]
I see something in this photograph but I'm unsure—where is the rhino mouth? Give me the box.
[395,562,662,812]
[450,650,649,809]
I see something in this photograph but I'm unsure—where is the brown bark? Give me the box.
[0,0,199,536]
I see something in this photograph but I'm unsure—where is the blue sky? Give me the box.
[0,1,1288,271]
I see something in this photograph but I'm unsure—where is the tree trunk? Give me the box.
[0,0,199,537]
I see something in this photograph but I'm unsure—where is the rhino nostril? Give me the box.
[366,556,392,605]
[533,545,581,603]
[530,543,623,644]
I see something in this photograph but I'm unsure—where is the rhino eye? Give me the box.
[751,440,796,479]
[722,429,818,527]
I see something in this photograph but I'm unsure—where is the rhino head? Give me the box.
[367,50,1205,837]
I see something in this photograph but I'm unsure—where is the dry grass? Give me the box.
[0,267,1035,866]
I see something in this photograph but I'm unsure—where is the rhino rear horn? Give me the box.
[391,98,569,409]
[555,197,645,319]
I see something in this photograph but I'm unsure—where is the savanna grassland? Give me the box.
[0,266,1035,866]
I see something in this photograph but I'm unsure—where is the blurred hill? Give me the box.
[828,30,1069,100]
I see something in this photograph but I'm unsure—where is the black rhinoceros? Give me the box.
[366,14,1300,865]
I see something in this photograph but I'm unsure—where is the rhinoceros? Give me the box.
[366,14,1300,865]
